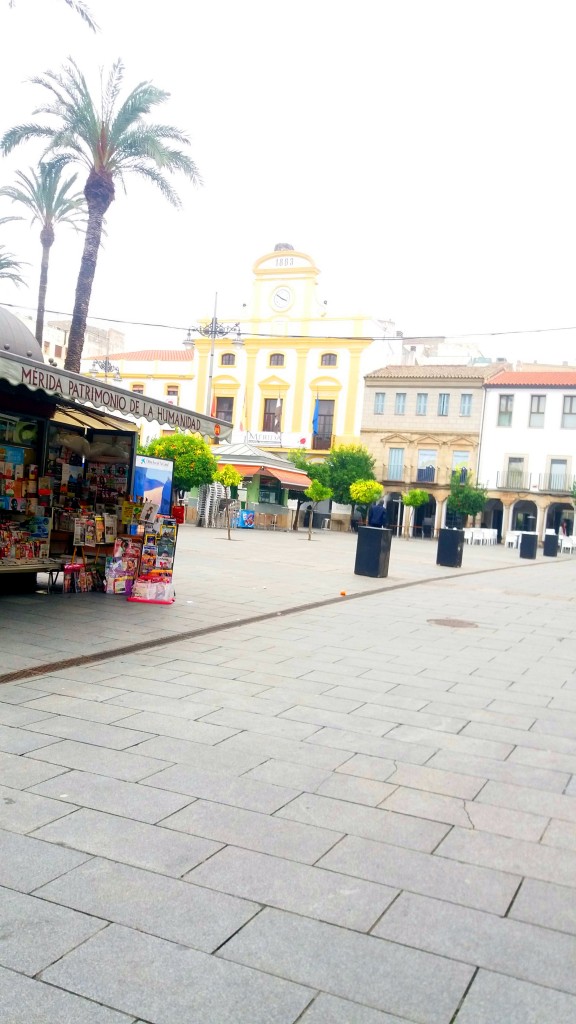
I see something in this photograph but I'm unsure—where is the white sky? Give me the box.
[0,0,575,363]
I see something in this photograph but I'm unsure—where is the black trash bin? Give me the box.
[436,528,464,568]
[543,534,558,558]
[519,533,538,559]
[354,526,392,578]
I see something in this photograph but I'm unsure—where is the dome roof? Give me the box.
[0,307,44,362]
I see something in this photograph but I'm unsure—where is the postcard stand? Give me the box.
[127,517,177,605]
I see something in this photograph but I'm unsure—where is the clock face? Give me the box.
[271,286,292,310]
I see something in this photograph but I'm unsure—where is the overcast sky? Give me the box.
[0,0,575,363]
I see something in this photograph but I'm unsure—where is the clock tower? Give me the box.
[250,243,321,320]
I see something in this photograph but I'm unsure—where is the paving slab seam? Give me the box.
[449,966,479,1023]
[0,558,562,686]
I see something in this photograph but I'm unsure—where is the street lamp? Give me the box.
[88,359,122,384]
[183,292,242,415]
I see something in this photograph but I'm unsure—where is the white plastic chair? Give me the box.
[560,536,575,554]
[505,532,517,548]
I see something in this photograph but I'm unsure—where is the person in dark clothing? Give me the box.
[351,507,362,532]
[368,499,387,528]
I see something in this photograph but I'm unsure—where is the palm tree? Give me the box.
[0,163,85,343]
[0,248,25,287]
[7,0,97,31]
[1,58,201,372]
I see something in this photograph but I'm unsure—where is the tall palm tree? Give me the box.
[0,163,85,342]
[8,0,97,31]
[1,58,201,372]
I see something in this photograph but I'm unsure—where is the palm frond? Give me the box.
[125,163,182,208]
[64,0,98,31]
[1,124,55,155]
[0,245,26,287]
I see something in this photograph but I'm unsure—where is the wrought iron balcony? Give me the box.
[538,472,575,494]
[496,470,532,490]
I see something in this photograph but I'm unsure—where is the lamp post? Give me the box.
[88,358,121,384]
[183,292,242,416]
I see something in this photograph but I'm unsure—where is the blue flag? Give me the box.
[312,397,319,435]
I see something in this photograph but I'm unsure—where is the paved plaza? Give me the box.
[0,527,576,1022]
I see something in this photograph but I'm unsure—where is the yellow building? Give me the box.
[83,244,400,455]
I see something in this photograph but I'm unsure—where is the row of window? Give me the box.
[386,447,471,480]
[498,394,576,429]
[374,392,472,417]
[213,397,337,438]
[220,352,338,368]
[131,384,179,401]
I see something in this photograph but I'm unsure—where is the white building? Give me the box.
[478,369,576,539]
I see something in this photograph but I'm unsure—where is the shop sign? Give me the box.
[0,355,225,436]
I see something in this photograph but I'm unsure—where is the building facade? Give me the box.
[82,244,400,455]
[478,370,576,539]
[360,364,507,535]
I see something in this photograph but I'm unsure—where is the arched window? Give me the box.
[321,353,337,366]
[221,353,235,366]
[270,353,285,366]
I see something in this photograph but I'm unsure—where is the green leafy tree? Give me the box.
[0,162,85,342]
[446,472,487,526]
[303,479,333,541]
[324,444,376,505]
[8,0,98,31]
[214,465,242,540]
[1,58,201,372]
[402,488,429,537]
[349,479,383,523]
[141,434,217,497]
[288,449,330,530]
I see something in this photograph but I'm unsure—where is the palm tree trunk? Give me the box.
[36,228,53,345]
[65,171,113,373]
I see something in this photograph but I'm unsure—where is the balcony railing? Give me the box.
[496,471,532,490]
[538,473,576,494]
[311,434,334,451]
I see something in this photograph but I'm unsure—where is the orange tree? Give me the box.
[141,433,218,499]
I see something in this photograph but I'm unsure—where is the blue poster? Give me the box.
[133,455,174,516]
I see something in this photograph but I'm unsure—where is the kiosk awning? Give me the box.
[0,351,231,441]
[264,467,312,490]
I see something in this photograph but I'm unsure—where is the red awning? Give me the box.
[264,467,312,490]
[225,464,263,476]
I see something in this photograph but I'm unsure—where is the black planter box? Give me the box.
[520,533,538,559]
[436,528,464,568]
[354,527,392,578]
[543,534,558,558]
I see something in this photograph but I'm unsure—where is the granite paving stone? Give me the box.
[21,694,141,723]
[298,995,412,1024]
[111,711,240,745]
[0,723,59,754]
[243,760,334,792]
[41,923,314,1024]
[0,703,55,727]
[335,754,398,782]
[0,885,105,975]
[0,749,67,789]
[30,770,194,823]
[143,763,300,813]
[0,782,76,834]
[0,965,136,1023]
[25,739,172,781]
[218,907,473,1024]
[463,800,548,841]
[0,827,91,891]
[350,704,467,733]
[318,834,519,914]
[25,716,153,749]
[36,857,259,951]
[373,891,576,994]
[462,720,576,755]
[217,731,351,770]
[162,799,342,863]
[454,969,576,1024]
[279,705,399,737]
[105,692,218,718]
[186,845,398,930]
[541,818,576,852]
[425,749,570,792]
[0,684,49,704]
[19,677,132,700]
[476,779,576,822]
[127,735,270,772]
[201,707,322,740]
[384,763,486,799]
[436,826,576,887]
[304,728,436,765]
[384,725,514,760]
[315,773,396,806]
[508,745,576,774]
[32,807,222,875]
[276,793,449,852]
[509,878,576,935]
